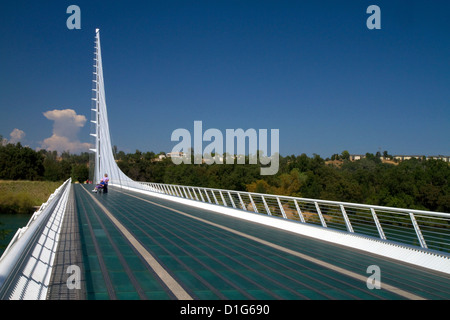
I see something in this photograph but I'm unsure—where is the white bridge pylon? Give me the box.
[90,29,137,187]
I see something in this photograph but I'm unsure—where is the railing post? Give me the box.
[340,205,354,233]
[164,184,170,195]
[186,187,194,200]
[204,190,212,203]
[182,186,189,199]
[314,202,327,228]
[197,188,205,202]
[237,193,246,211]
[192,188,199,201]
[277,197,287,219]
[370,208,386,240]
[177,186,184,198]
[163,184,170,195]
[262,196,271,216]
[293,199,305,223]
[409,213,428,249]
[249,194,258,213]
[219,190,228,207]
[228,192,236,208]
[211,190,219,205]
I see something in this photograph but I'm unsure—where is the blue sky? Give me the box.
[0,0,449,158]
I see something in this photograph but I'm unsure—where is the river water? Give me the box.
[0,213,33,257]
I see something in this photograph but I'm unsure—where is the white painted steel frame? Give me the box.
[89,29,135,187]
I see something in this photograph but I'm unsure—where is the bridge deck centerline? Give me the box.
[81,185,193,300]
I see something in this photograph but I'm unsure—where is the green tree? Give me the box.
[71,164,89,183]
[0,142,44,180]
[341,150,350,160]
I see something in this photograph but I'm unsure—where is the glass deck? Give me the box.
[73,184,450,300]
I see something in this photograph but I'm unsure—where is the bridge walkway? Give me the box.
[58,184,450,300]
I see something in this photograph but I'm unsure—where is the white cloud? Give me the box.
[41,109,92,154]
[9,128,26,144]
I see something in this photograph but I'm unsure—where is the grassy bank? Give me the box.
[0,180,63,214]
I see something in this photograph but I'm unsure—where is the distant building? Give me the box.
[427,155,450,162]
[151,153,167,162]
[349,154,449,163]
[167,152,186,158]
[349,154,365,161]
[394,155,425,161]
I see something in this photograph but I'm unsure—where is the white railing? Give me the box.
[0,179,72,300]
[134,181,450,254]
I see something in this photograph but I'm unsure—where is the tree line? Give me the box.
[116,150,450,213]
[1,141,448,213]
[0,141,89,183]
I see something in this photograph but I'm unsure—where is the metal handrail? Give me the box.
[0,179,72,298]
[132,181,450,254]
